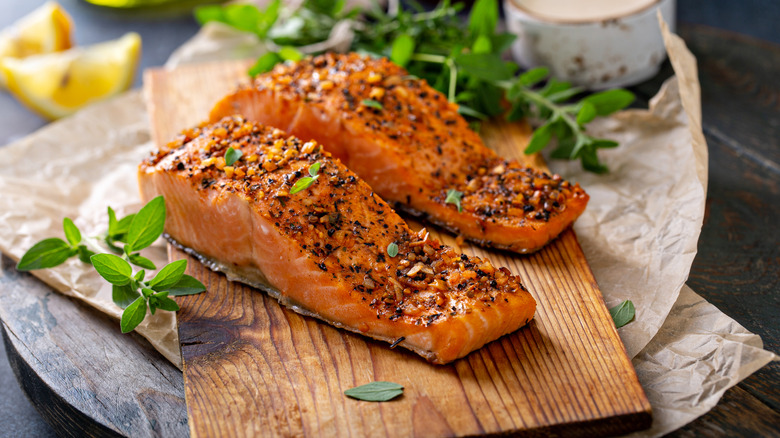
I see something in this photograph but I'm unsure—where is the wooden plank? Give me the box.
[145,59,652,437]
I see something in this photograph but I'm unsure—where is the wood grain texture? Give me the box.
[145,60,651,437]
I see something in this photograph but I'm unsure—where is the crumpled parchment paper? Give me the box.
[0,8,775,437]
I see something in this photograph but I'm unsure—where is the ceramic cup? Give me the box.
[503,0,676,89]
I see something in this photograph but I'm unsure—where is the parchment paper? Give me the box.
[0,11,775,437]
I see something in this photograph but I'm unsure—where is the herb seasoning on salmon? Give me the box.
[210,52,589,253]
[138,116,536,364]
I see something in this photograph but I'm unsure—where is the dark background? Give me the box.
[1,0,778,437]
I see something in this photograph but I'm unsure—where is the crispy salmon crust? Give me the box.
[138,116,536,364]
[210,53,589,253]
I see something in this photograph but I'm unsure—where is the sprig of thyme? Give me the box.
[17,196,206,333]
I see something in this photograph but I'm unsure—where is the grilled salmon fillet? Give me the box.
[138,116,536,364]
[210,53,589,253]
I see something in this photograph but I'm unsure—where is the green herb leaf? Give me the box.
[576,102,597,125]
[387,242,399,257]
[77,245,96,264]
[457,105,487,120]
[249,52,283,77]
[193,5,224,25]
[278,46,303,62]
[112,284,140,309]
[583,89,635,116]
[223,4,264,34]
[154,295,180,312]
[519,67,549,87]
[390,34,415,67]
[445,189,464,213]
[120,297,147,333]
[126,196,166,253]
[609,300,635,328]
[345,381,403,402]
[308,162,321,177]
[62,218,81,247]
[128,253,156,270]
[454,53,516,82]
[16,238,74,271]
[167,274,207,296]
[468,0,498,36]
[361,99,383,110]
[225,146,243,166]
[524,122,553,154]
[149,259,188,290]
[141,287,154,299]
[134,270,145,282]
[91,253,133,286]
[471,34,492,54]
[290,176,317,194]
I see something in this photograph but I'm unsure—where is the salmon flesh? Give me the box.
[138,116,536,364]
[210,53,589,253]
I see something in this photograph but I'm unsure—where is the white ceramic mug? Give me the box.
[503,0,676,89]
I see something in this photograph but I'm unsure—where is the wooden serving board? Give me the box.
[144,60,651,437]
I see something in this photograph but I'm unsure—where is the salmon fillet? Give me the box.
[210,53,589,254]
[138,116,536,364]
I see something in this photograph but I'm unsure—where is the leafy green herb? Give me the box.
[17,196,207,335]
[445,189,463,213]
[197,0,634,172]
[361,99,383,110]
[225,146,243,166]
[16,238,74,271]
[344,381,403,402]
[387,242,398,257]
[290,162,322,194]
[609,300,635,328]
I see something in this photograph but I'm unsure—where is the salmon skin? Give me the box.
[138,116,536,364]
[210,53,589,254]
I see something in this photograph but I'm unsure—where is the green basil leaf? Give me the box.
[149,259,187,290]
[155,296,181,312]
[457,105,487,120]
[290,175,319,194]
[468,0,498,36]
[167,274,207,296]
[609,300,635,328]
[120,297,147,333]
[387,242,398,258]
[112,284,140,309]
[128,253,157,270]
[62,218,81,247]
[223,4,263,34]
[576,102,597,125]
[471,34,491,54]
[344,381,403,402]
[249,52,282,77]
[225,146,243,166]
[126,196,166,253]
[519,67,549,87]
[583,89,635,115]
[308,162,321,177]
[454,53,516,82]
[193,5,224,25]
[524,122,553,154]
[77,245,96,264]
[16,238,74,271]
[91,253,133,286]
[278,46,303,62]
[361,99,383,110]
[390,34,415,67]
[445,189,463,213]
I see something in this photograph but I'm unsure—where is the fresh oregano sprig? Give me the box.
[16,196,206,334]
[195,0,635,173]
[290,162,322,194]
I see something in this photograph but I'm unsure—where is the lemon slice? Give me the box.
[0,2,74,86]
[2,32,142,120]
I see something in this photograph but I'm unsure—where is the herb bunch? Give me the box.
[17,196,206,333]
[195,0,634,172]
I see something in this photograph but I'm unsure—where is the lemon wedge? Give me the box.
[0,2,74,86]
[1,32,142,120]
